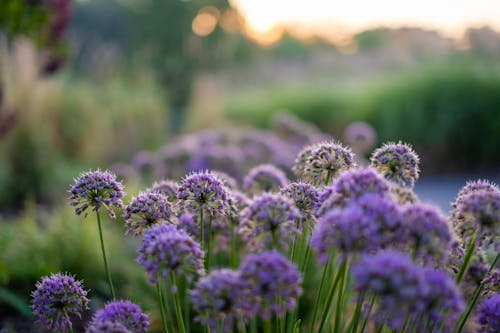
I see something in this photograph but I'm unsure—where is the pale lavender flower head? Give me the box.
[85,321,132,333]
[454,189,500,248]
[69,170,124,218]
[239,251,302,319]
[343,121,377,153]
[177,171,230,217]
[281,182,320,223]
[478,294,500,333]
[190,269,255,332]
[370,141,420,188]
[292,144,317,180]
[455,179,499,200]
[243,164,288,194]
[137,224,204,284]
[304,141,356,185]
[90,300,149,333]
[124,192,173,237]
[32,273,89,332]
[146,179,179,202]
[402,203,454,265]
[239,193,301,252]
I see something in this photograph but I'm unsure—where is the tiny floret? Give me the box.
[69,170,124,218]
[89,300,149,333]
[243,164,288,194]
[32,273,89,333]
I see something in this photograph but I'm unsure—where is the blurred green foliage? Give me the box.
[0,0,48,44]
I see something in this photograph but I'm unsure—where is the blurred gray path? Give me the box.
[414,174,500,213]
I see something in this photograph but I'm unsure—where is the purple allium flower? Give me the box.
[146,179,179,202]
[316,167,391,216]
[69,170,124,218]
[292,144,317,180]
[137,224,204,284]
[454,189,500,249]
[190,269,255,332]
[343,121,377,154]
[352,251,427,330]
[85,321,132,333]
[370,141,420,188]
[32,273,89,333]
[177,171,230,217]
[304,141,356,185]
[123,192,173,237]
[239,251,302,319]
[239,193,301,252]
[402,203,453,265]
[419,269,464,332]
[281,182,320,225]
[455,179,499,200]
[312,194,403,263]
[243,164,288,194]
[478,294,500,333]
[90,300,149,333]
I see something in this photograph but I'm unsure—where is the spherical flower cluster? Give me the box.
[455,179,499,200]
[137,224,204,284]
[90,300,149,333]
[454,189,500,248]
[69,170,124,218]
[281,182,320,224]
[146,179,179,202]
[32,273,89,332]
[243,164,288,194]
[292,144,317,179]
[239,251,302,319]
[190,269,255,332]
[124,192,173,237]
[343,121,377,153]
[177,171,230,217]
[304,141,356,185]
[370,142,420,188]
[402,203,453,265]
[477,294,500,333]
[239,193,301,252]
[85,321,132,333]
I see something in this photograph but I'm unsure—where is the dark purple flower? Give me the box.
[32,273,89,332]
[146,179,179,202]
[239,193,301,252]
[90,300,149,333]
[124,192,173,237]
[370,141,420,188]
[239,251,302,319]
[478,294,500,333]
[137,224,204,284]
[304,141,356,185]
[177,171,230,217]
[85,321,132,333]
[190,269,255,332]
[69,170,124,218]
[402,203,453,265]
[243,164,288,194]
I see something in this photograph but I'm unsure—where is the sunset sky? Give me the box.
[231,0,500,43]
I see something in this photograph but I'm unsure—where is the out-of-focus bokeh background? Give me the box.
[1,0,499,330]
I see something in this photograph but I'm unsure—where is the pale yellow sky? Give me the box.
[231,0,500,41]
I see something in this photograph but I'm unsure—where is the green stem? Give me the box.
[375,324,384,333]
[170,271,187,333]
[349,291,366,333]
[264,319,272,333]
[325,170,332,186]
[333,259,349,333]
[455,233,478,284]
[157,280,169,333]
[230,219,238,268]
[455,252,500,333]
[250,318,257,333]
[96,211,116,299]
[311,259,331,332]
[318,258,347,333]
[200,208,205,250]
[359,294,376,333]
[206,215,213,269]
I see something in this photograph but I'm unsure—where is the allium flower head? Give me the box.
[124,192,173,237]
[478,294,500,333]
[402,203,453,265]
[32,273,89,332]
[177,171,230,216]
[281,182,320,222]
[304,141,356,185]
[69,170,124,218]
[239,193,301,252]
[137,224,204,284]
[239,251,302,319]
[146,179,179,202]
[85,321,132,333]
[90,300,149,333]
[243,164,288,194]
[370,141,420,188]
[454,189,500,248]
[343,121,377,153]
[292,144,317,179]
[455,179,499,200]
[190,269,255,332]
